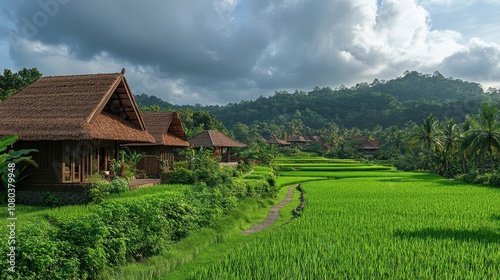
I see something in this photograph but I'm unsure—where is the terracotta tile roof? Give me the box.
[0,71,154,143]
[189,130,246,148]
[126,112,189,147]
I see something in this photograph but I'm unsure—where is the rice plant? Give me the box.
[187,158,500,279]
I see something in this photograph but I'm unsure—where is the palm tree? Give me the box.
[461,103,500,174]
[440,118,459,177]
[411,113,442,171]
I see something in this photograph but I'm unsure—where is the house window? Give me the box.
[62,144,82,183]
[62,142,117,183]
[81,145,91,182]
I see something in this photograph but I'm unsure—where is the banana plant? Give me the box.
[0,134,38,202]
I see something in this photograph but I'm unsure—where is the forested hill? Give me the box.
[136,71,499,130]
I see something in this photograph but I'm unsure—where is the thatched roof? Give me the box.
[350,135,368,141]
[0,70,154,143]
[268,135,291,146]
[126,112,189,147]
[357,139,380,150]
[287,135,308,143]
[189,130,246,148]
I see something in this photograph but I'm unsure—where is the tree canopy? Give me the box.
[0,68,42,101]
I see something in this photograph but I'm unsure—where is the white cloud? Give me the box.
[3,0,500,104]
[439,37,500,84]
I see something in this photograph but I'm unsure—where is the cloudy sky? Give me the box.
[1,0,500,105]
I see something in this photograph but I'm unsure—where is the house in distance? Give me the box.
[188,130,246,163]
[125,111,190,175]
[350,135,381,157]
[287,135,309,146]
[267,135,291,148]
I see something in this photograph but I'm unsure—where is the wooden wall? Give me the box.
[14,141,63,189]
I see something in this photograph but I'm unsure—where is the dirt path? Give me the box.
[242,185,296,235]
[242,169,255,178]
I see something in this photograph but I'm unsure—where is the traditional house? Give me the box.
[188,130,246,162]
[287,135,309,146]
[0,69,154,204]
[356,139,380,153]
[125,112,190,175]
[267,135,291,148]
[350,135,380,155]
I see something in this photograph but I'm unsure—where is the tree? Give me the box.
[411,113,441,171]
[0,68,42,100]
[440,118,459,177]
[461,103,500,174]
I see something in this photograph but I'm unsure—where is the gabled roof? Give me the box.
[268,135,291,146]
[287,135,308,143]
[126,112,189,147]
[357,139,380,150]
[0,70,154,143]
[189,130,246,148]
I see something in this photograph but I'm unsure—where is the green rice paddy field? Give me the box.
[185,157,500,279]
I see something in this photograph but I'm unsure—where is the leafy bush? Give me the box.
[53,214,108,279]
[0,221,80,280]
[87,180,111,203]
[165,166,197,184]
[473,174,490,185]
[41,192,61,207]
[265,172,276,187]
[110,178,129,194]
[456,171,478,184]
[488,173,500,187]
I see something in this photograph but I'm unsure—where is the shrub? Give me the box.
[53,214,108,279]
[456,171,478,184]
[0,221,80,280]
[0,159,279,279]
[165,166,197,184]
[265,172,276,187]
[488,173,500,187]
[88,180,111,203]
[41,192,61,207]
[110,178,129,194]
[473,174,490,185]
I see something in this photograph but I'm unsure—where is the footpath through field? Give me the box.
[195,156,500,279]
[242,184,296,234]
[242,157,394,234]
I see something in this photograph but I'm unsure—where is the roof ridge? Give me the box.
[207,130,215,146]
[42,72,122,79]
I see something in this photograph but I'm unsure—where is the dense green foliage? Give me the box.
[166,148,278,199]
[135,71,493,132]
[0,163,276,279]
[0,134,38,202]
[188,157,500,279]
[0,144,278,279]
[137,103,228,138]
[0,68,42,100]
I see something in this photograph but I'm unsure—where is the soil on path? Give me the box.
[242,185,296,235]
